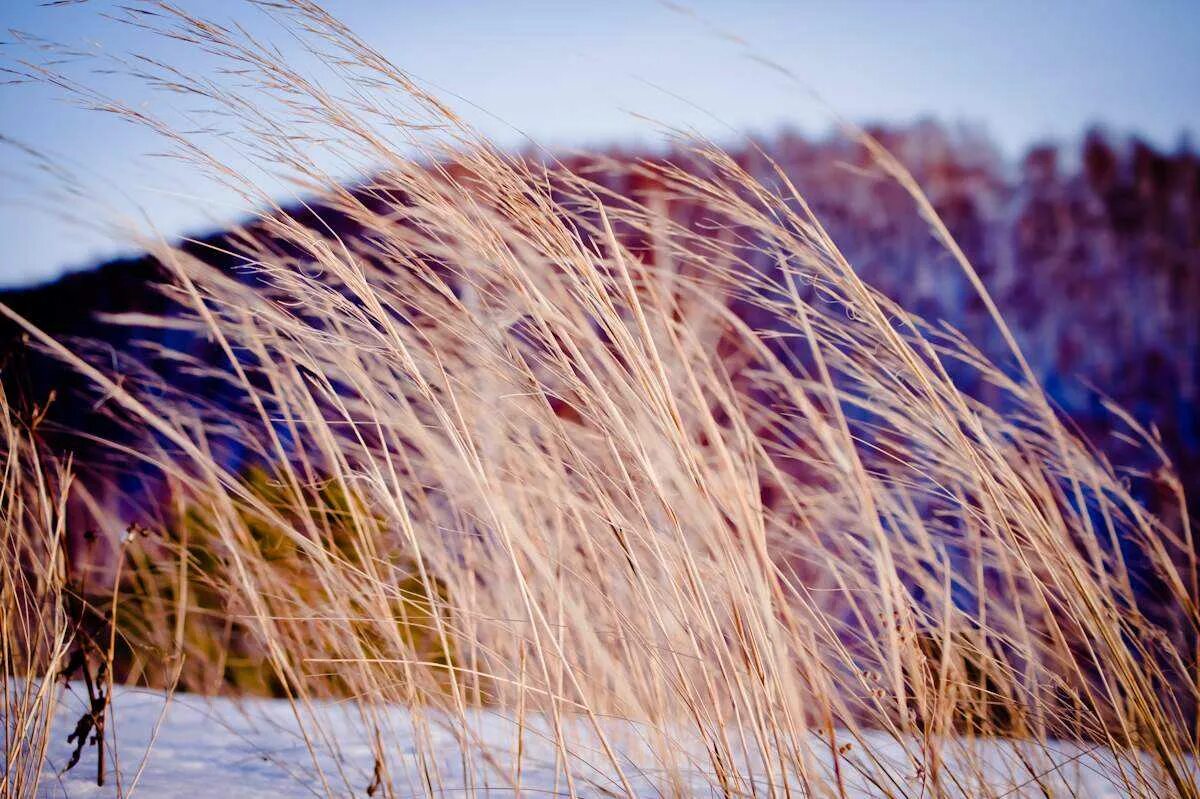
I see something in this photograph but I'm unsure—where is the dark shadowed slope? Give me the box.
[3,125,1198,522]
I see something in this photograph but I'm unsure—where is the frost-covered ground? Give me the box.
[14,683,1189,797]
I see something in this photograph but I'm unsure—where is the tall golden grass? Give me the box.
[1,388,73,798]
[3,2,1198,796]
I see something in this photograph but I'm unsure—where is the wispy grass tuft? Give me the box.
[1,388,74,798]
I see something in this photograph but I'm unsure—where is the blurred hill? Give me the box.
[2,123,1197,524]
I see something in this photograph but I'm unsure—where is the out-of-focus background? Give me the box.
[2,0,1198,287]
[1,1,1198,525]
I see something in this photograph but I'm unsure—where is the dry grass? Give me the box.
[2,2,1198,796]
[1,388,74,798]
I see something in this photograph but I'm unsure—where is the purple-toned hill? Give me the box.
[3,124,1197,524]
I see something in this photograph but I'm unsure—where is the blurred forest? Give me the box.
[3,123,1197,531]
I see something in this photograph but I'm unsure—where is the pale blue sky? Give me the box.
[2,1,1197,287]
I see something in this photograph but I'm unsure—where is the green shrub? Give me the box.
[115,466,456,698]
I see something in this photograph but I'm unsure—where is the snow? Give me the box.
[10,682,1188,797]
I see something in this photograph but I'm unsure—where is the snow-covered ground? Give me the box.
[13,682,1190,797]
